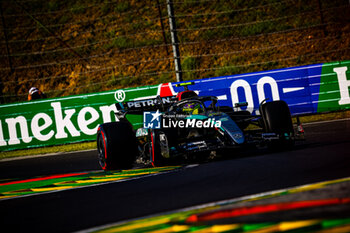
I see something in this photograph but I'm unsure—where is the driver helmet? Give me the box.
[182,102,204,115]
[28,87,45,100]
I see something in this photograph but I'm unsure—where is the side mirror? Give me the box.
[234,102,248,108]
[136,128,148,137]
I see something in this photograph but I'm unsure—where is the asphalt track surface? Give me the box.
[1,119,350,233]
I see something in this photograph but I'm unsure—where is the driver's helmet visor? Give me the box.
[182,102,204,115]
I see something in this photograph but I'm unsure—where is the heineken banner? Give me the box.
[0,60,349,151]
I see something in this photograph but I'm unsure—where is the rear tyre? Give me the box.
[97,121,138,170]
[260,100,294,149]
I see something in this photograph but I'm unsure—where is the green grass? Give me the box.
[182,56,199,80]
[104,37,132,50]
[0,110,349,161]
[0,141,96,160]
[292,110,350,124]
[114,2,130,13]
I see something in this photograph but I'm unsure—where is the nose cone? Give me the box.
[215,113,245,144]
[229,131,245,144]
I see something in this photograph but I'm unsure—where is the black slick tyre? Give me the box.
[97,121,138,170]
[260,100,294,149]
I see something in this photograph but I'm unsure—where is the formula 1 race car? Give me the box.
[97,85,298,170]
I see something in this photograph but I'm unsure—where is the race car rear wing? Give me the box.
[115,95,177,115]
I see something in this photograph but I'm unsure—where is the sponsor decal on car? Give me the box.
[127,96,173,109]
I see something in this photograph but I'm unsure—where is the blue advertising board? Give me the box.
[1,60,349,151]
[172,64,326,115]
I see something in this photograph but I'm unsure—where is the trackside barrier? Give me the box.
[0,60,349,151]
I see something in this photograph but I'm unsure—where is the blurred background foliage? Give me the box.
[0,0,349,103]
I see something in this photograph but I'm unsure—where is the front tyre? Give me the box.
[97,121,138,170]
[260,100,294,149]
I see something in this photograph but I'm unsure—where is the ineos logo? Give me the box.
[114,90,126,102]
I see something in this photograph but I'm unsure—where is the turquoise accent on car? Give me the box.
[184,115,208,120]
[213,113,245,144]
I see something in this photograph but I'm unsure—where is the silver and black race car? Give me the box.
[97,85,301,170]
